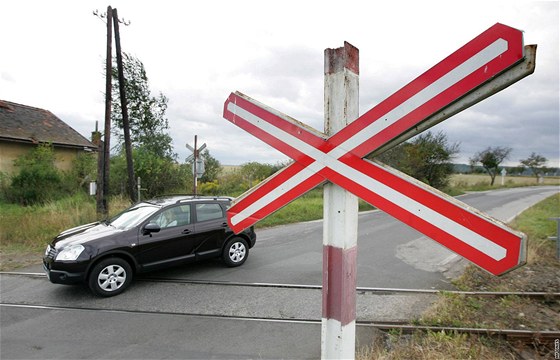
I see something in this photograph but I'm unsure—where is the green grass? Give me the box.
[450,174,560,191]
[510,193,559,240]
[255,188,375,228]
[0,194,131,252]
[359,329,512,359]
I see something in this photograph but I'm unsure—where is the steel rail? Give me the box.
[1,302,557,345]
[2,271,558,299]
[361,323,560,345]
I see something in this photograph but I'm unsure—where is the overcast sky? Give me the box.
[1,1,558,167]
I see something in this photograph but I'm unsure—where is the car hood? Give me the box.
[52,222,126,249]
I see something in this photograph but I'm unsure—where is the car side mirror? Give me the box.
[143,223,161,236]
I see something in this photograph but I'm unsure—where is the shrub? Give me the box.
[110,147,190,199]
[198,180,220,195]
[8,144,65,205]
[0,171,10,202]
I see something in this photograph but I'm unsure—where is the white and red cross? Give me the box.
[223,23,528,276]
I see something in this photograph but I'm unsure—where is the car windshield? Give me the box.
[108,204,160,230]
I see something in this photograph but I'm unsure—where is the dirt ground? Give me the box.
[451,261,560,331]
[0,249,43,271]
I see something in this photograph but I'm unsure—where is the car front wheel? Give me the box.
[88,257,133,297]
[223,237,249,267]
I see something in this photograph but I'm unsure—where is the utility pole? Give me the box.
[97,5,113,217]
[112,8,135,202]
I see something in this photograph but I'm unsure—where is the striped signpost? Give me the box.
[222,23,535,358]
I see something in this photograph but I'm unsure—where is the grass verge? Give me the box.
[0,194,131,271]
[450,174,560,192]
[359,330,514,360]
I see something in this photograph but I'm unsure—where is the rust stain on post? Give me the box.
[325,41,359,75]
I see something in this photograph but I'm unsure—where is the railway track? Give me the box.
[2,271,559,348]
[3,271,559,298]
[1,302,557,347]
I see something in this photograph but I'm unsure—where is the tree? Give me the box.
[111,53,175,160]
[69,152,97,191]
[374,131,460,189]
[198,150,222,183]
[110,147,189,198]
[520,152,548,182]
[8,144,64,205]
[108,53,185,198]
[240,162,278,187]
[184,149,222,195]
[470,146,512,186]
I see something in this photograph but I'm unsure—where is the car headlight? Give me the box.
[55,244,85,261]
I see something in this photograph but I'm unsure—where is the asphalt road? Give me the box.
[1,186,558,359]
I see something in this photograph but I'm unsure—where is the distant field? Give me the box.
[221,168,560,188]
[450,173,560,187]
[220,165,240,174]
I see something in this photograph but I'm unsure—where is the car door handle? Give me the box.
[222,222,228,227]
[182,229,191,234]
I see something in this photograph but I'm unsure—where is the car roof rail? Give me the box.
[144,194,234,204]
[151,193,196,198]
[174,195,234,204]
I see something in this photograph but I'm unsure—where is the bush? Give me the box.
[110,147,190,199]
[198,180,220,195]
[0,171,10,202]
[67,151,97,193]
[7,144,66,205]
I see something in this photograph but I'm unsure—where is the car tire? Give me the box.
[88,257,133,297]
[223,237,249,267]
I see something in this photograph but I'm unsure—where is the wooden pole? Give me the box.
[112,8,136,203]
[321,42,359,359]
[96,139,104,216]
[99,5,113,217]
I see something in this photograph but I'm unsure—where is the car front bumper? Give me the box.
[43,262,85,285]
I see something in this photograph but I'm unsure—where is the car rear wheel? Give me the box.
[88,257,132,297]
[223,237,249,267]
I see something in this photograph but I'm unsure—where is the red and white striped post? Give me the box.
[321,42,359,359]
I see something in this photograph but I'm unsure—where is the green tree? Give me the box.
[198,150,222,183]
[240,162,278,188]
[374,131,459,189]
[520,152,547,182]
[111,53,175,160]
[69,152,97,191]
[217,170,245,195]
[107,53,187,198]
[111,147,189,198]
[470,146,512,186]
[9,144,64,205]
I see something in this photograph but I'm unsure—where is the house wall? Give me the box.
[0,141,92,175]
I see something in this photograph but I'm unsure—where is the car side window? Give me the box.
[195,203,224,223]
[151,205,191,228]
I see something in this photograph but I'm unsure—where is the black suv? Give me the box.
[43,195,256,297]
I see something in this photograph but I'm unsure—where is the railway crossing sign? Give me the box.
[223,23,535,359]
[186,135,206,194]
[223,23,535,276]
